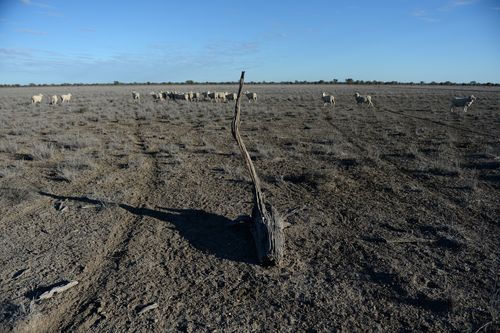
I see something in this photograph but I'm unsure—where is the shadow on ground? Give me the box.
[38,191,257,264]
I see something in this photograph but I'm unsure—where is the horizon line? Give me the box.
[1,79,499,87]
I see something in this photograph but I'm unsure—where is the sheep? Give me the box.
[354,92,374,107]
[192,92,201,101]
[61,93,72,103]
[202,91,211,101]
[215,92,227,102]
[205,92,225,102]
[321,92,335,106]
[31,94,43,104]
[206,92,216,102]
[150,91,161,101]
[132,91,140,101]
[49,95,59,105]
[450,95,476,112]
[158,91,174,100]
[245,91,257,102]
[225,92,237,101]
[173,92,189,101]
[152,91,170,101]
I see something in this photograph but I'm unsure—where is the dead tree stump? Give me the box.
[231,71,285,266]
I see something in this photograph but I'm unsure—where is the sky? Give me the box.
[0,0,499,84]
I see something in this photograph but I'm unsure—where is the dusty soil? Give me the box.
[0,84,499,332]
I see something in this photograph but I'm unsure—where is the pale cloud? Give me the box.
[0,47,102,72]
[80,27,96,33]
[413,0,479,22]
[0,40,261,77]
[39,11,64,17]
[0,44,260,83]
[411,10,439,22]
[0,48,33,56]
[19,0,54,9]
[204,41,260,57]
[440,0,479,11]
[412,10,426,17]
[16,28,48,35]
[266,31,288,39]
[451,0,477,6]
[146,39,261,69]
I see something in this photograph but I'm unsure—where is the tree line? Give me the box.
[0,79,498,88]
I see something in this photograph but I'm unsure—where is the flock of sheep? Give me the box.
[30,90,476,113]
[132,90,257,103]
[321,91,476,112]
[31,93,72,105]
[321,91,374,107]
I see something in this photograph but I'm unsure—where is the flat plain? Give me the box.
[0,84,499,332]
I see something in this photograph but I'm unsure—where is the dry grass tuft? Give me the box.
[283,170,333,191]
[31,143,55,161]
[0,140,19,154]
[0,187,33,205]
[53,135,99,151]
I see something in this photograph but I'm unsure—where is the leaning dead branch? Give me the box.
[137,302,159,315]
[231,71,285,266]
[38,280,79,300]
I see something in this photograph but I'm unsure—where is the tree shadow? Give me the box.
[38,191,257,264]
[122,205,257,264]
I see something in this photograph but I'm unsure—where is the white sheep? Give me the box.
[49,95,59,105]
[132,91,140,101]
[322,92,335,106]
[245,91,257,102]
[216,92,227,102]
[61,93,72,103]
[450,95,476,112]
[354,92,373,107]
[31,94,43,104]
[150,91,161,101]
[192,92,201,101]
[225,92,237,101]
[206,92,225,102]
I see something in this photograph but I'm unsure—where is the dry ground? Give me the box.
[0,84,499,332]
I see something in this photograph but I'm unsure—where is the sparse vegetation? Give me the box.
[0,187,33,205]
[0,139,18,154]
[31,142,55,160]
[0,84,498,332]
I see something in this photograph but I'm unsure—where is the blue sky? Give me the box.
[0,0,499,84]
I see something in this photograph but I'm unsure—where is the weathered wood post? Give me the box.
[231,71,285,266]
